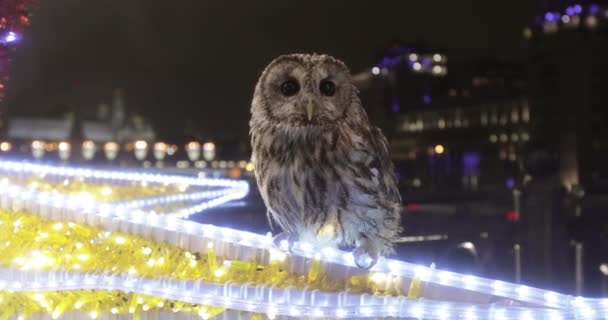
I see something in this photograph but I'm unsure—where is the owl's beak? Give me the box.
[306,99,314,121]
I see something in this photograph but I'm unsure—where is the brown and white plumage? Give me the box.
[250,54,402,267]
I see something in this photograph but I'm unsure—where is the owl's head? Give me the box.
[251,54,363,130]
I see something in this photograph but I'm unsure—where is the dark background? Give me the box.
[6,0,535,140]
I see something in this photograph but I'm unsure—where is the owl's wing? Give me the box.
[350,127,401,205]
[369,126,401,203]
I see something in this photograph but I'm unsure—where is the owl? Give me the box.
[250,54,402,268]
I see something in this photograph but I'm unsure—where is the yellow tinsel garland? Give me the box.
[0,208,409,318]
[2,175,197,202]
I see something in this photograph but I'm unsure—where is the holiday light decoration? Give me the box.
[0,0,603,316]
[0,160,249,217]
[0,208,374,319]
[0,160,604,319]
[0,0,35,102]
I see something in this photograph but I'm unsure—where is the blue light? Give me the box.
[506,178,515,189]
[566,7,575,16]
[462,153,480,176]
[574,4,583,14]
[422,58,432,68]
[423,95,432,105]
[378,56,401,69]
[589,4,600,15]
[391,99,400,113]
[3,32,17,43]
[545,12,556,22]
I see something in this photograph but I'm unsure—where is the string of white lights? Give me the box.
[0,159,249,217]
[0,268,576,320]
[114,185,249,218]
[5,310,251,320]
[0,160,248,189]
[112,189,241,210]
[1,182,606,318]
[0,161,605,318]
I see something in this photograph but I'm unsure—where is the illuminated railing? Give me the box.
[0,160,249,218]
[0,161,605,319]
[0,140,256,177]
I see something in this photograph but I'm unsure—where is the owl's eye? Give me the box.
[280,80,300,96]
[320,80,336,96]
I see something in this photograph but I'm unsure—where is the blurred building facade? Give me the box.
[6,88,156,143]
[357,43,530,198]
[528,0,608,193]
[525,0,608,294]
[357,2,608,295]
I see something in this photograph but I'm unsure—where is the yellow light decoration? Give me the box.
[0,174,228,217]
[12,175,187,202]
[408,276,424,299]
[0,208,403,318]
[0,291,225,320]
[307,256,322,282]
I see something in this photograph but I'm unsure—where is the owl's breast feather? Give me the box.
[254,129,345,206]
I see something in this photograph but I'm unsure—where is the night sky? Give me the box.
[6,0,537,141]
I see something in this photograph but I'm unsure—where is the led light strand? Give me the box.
[0,160,249,217]
[0,268,577,320]
[0,160,248,189]
[111,189,236,210]
[2,182,605,318]
[1,180,604,313]
[0,162,605,316]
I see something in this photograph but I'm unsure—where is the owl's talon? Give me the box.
[353,239,379,270]
[272,232,297,252]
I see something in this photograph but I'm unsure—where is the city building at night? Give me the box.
[354,43,532,285]
[358,43,530,196]
[356,1,608,294]
[527,0,608,193]
[6,88,156,144]
[524,0,608,295]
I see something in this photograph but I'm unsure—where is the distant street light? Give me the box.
[103,142,119,161]
[458,242,476,253]
[81,140,96,160]
[203,142,216,161]
[134,140,148,161]
[186,141,201,161]
[600,263,608,276]
[153,142,168,161]
[0,142,11,152]
[434,144,445,154]
[31,140,45,159]
[58,142,71,161]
